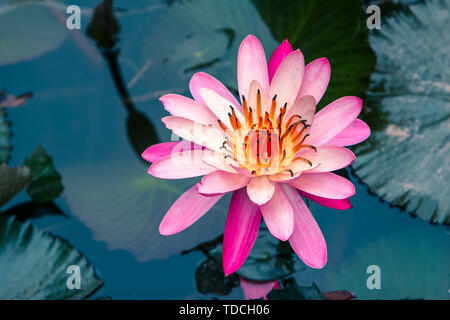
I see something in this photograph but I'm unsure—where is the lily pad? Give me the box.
[353,0,450,224]
[0,109,10,163]
[0,2,68,65]
[210,228,303,282]
[63,160,229,261]
[324,225,449,300]
[23,145,64,203]
[252,0,376,108]
[0,164,31,207]
[0,215,103,299]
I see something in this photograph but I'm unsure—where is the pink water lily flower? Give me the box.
[143,35,370,275]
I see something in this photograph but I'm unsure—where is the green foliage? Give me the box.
[252,0,376,109]
[0,164,31,207]
[0,215,103,299]
[353,0,450,224]
[23,145,64,203]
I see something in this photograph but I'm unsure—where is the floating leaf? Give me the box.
[324,225,450,299]
[0,215,103,299]
[23,145,64,203]
[0,2,68,65]
[0,164,31,207]
[0,109,10,163]
[210,229,303,282]
[63,161,229,261]
[353,0,450,224]
[252,0,376,108]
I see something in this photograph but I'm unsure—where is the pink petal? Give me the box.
[159,185,223,235]
[240,278,278,300]
[299,190,352,210]
[296,58,331,104]
[237,35,269,102]
[273,281,280,289]
[223,188,261,276]
[148,150,217,179]
[269,170,302,182]
[246,175,275,205]
[162,116,226,152]
[261,183,294,241]
[289,172,356,199]
[281,156,320,176]
[282,184,327,269]
[231,165,254,177]
[302,146,356,173]
[284,95,316,127]
[189,72,241,110]
[159,94,218,126]
[269,50,305,114]
[197,171,250,195]
[325,119,370,146]
[268,39,293,83]
[141,142,180,163]
[306,96,363,146]
[199,88,245,131]
[0,93,31,108]
[201,149,237,174]
[248,80,270,114]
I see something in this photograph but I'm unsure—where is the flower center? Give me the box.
[218,90,316,176]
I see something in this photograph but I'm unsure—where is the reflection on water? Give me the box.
[0,0,448,299]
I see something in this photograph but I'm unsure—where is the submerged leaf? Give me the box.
[0,215,103,299]
[0,2,68,65]
[353,0,450,224]
[0,164,31,207]
[63,161,229,261]
[23,145,64,203]
[123,0,277,96]
[195,258,240,296]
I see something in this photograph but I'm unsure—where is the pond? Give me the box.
[0,0,448,300]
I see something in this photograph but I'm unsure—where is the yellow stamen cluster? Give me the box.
[219,90,316,176]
